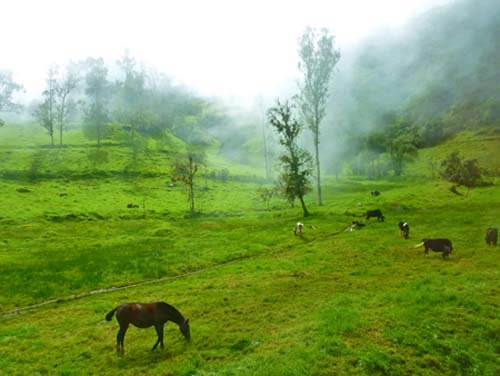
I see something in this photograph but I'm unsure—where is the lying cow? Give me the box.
[345,220,366,232]
[366,209,384,222]
[485,228,498,246]
[293,222,304,236]
[398,221,410,239]
[415,238,453,259]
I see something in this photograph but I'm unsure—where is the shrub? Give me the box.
[440,151,484,195]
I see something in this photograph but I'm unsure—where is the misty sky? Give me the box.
[2,0,451,101]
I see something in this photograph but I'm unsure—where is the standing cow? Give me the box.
[366,209,384,222]
[416,238,453,259]
[485,228,498,246]
[398,221,410,239]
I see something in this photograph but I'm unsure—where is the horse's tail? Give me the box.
[105,308,117,321]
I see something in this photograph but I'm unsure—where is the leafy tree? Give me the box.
[172,152,205,214]
[0,70,24,126]
[388,133,419,176]
[33,65,58,145]
[368,114,420,176]
[115,52,156,141]
[84,58,110,147]
[418,119,446,147]
[297,27,340,205]
[267,99,313,217]
[440,151,483,195]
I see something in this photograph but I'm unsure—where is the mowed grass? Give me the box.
[0,123,499,375]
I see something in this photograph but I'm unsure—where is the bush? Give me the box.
[440,151,484,194]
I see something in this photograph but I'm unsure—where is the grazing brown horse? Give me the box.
[106,301,190,353]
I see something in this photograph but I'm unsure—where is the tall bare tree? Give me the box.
[256,95,272,179]
[298,27,340,205]
[55,64,79,146]
[34,65,58,146]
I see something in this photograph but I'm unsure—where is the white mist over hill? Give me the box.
[2,0,450,103]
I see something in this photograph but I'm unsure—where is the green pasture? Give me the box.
[0,123,499,375]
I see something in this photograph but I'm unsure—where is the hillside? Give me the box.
[1,121,499,375]
[408,128,500,177]
[324,0,500,165]
[0,122,265,181]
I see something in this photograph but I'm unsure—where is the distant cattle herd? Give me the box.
[293,189,497,260]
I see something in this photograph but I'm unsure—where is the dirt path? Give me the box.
[2,228,343,317]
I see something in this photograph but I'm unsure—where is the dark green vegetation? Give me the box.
[0,122,498,375]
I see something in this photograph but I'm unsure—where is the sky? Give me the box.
[1,0,451,102]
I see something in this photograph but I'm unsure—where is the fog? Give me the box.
[320,0,500,172]
[4,0,498,177]
[2,0,449,102]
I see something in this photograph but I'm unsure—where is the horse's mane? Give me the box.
[158,302,185,324]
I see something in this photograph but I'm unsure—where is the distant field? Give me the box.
[0,123,499,375]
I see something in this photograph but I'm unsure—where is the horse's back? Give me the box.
[116,302,169,328]
[115,303,148,327]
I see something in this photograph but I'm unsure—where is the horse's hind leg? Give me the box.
[152,324,164,350]
[117,324,129,354]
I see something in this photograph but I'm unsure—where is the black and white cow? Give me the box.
[293,222,305,236]
[371,191,380,197]
[416,239,453,259]
[485,228,498,246]
[366,209,384,222]
[398,221,410,239]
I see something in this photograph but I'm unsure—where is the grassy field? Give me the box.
[0,123,499,375]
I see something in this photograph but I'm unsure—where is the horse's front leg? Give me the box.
[152,324,165,350]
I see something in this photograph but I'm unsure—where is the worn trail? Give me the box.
[2,227,343,318]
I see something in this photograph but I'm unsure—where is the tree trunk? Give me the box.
[97,123,101,148]
[59,120,63,147]
[262,121,271,180]
[314,132,322,206]
[189,180,195,213]
[59,95,67,147]
[188,156,195,213]
[299,196,309,217]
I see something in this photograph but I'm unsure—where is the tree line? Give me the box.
[1,53,225,150]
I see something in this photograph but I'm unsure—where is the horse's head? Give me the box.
[180,318,190,341]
